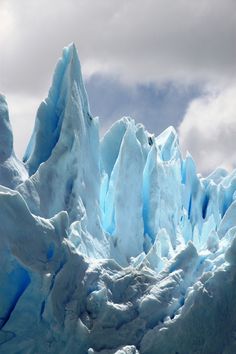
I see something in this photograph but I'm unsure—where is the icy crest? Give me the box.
[1,44,236,353]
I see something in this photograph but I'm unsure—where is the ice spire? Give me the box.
[24,43,91,176]
[18,44,107,254]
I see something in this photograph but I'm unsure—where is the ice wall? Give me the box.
[1,44,236,354]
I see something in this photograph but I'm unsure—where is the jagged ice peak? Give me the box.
[1,44,236,354]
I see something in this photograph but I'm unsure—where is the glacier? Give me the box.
[1,43,236,354]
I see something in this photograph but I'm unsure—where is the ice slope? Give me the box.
[1,44,236,353]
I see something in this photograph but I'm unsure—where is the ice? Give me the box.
[225,232,236,265]
[23,44,90,176]
[0,95,28,188]
[103,121,145,264]
[1,44,236,353]
[218,199,236,238]
[17,43,108,258]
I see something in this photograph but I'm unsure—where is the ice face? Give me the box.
[23,44,90,175]
[0,95,28,188]
[1,44,236,353]
[101,119,146,264]
[17,44,108,259]
[0,94,13,162]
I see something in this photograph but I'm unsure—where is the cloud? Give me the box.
[87,74,201,136]
[178,85,236,175]
[6,93,40,158]
[1,0,236,173]
[1,0,236,95]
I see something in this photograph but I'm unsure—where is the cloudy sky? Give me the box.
[1,0,236,174]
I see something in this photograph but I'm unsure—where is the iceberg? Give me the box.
[1,43,236,353]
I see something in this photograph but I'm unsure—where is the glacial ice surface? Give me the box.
[1,44,236,353]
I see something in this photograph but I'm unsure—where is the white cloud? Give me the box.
[178,85,236,175]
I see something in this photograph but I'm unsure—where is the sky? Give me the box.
[0,0,236,175]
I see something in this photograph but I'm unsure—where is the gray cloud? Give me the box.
[86,74,201,136]
[1,0,236,95]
